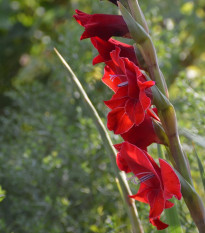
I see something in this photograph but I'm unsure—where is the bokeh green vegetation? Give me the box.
[0,0,204,232]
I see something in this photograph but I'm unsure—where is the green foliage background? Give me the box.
[0,0,204,232]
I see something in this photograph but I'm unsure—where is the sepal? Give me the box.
[152,119,169,146]
[118,2,150,44]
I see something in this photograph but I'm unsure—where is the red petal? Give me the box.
[147,108,160,121]
[139,89,152,111]
[104,97,128,109]
[147,189,165,218]
[73,10,129,40]
[73,10,85,26]
[93,54,104,65]
[105,60,125,77]
[159,159,182,200]
[139,80,155,90]
[138,80,154,111]
[111,39,138,65]
[112,86,128,99]
[104,86,128,109]
[91,37,138,65]
[138,79,155,111]
[102,66,121,92]
[125,99,145,125]
[126,63,140,99]
[110,47,126,74]
[91,37,115,64]
[120,142,160,185]
[129,183,150,204]
[107,108,134,134]
[116,153,131,173]
[121,113,161,149]
[150,216,169,230]
[165,200,174,209]
[114,143,122,151]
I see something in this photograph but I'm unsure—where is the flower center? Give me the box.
[127,172,154,185]
[109,74,118,82]
[109,74,127,83]
[118,81,128,87]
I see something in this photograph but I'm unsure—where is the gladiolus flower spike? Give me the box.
[73,5,182,231]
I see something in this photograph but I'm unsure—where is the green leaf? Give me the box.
[192,145,205,192]
[164,199,183,233]
[179,128,205,148]
[174,169,196,195]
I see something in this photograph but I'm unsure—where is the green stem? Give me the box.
[158,106,193,185]
[138,39,168,97]
[54,48,144,233]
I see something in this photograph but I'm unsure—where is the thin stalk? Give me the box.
[54,48,144,233]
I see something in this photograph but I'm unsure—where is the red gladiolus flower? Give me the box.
[116,142,182,230]
[102,47,155,134]
[73,9,130,40]
[91,37,138,65]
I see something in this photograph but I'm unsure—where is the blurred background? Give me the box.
[0,0,204,232]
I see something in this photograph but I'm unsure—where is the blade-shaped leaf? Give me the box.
[164,199,183,233]
[192,144,205,192]
[179,128,205,148]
